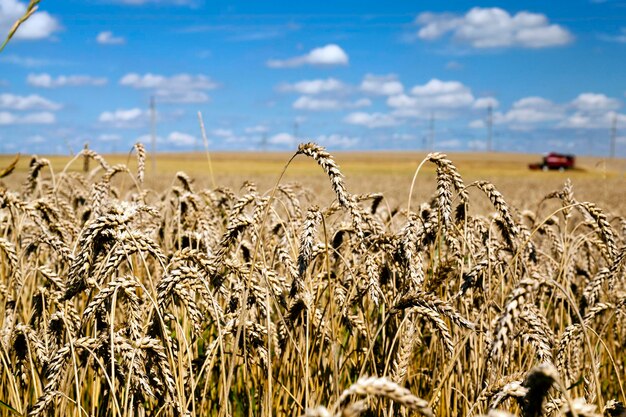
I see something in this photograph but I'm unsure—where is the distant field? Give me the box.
[1,150,625,211]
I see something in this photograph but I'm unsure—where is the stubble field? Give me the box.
[0,146,624,417]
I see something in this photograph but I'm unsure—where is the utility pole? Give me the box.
[150,96,157,174]
[487,104,493,152]
[429,112,435,150]
[83,143,90,173]
[293,120,299,141]
[610,113,617,159]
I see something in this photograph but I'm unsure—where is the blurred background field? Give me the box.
[2,150,625,212]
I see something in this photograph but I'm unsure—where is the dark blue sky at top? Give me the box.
[1,0,626,155]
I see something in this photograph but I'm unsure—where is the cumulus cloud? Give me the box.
[27,73,108,88]
[473,97,499,109]
[0,93,61,110]
[344,112,399,128]
[598,28,626,43]
[570,93,620,112]
[360,74,404,96]
[468,119,485,129]
[316,134,359,149]
[119,73,218,103]
[167,131,196,146]
[0,0,61,41]
[268,132,296,146]
[278,78,346,94]
[416,7,573,49]
[553,93,624,129]
[492,96,565,130]
[98,107,148,128]
[244,125,268,134]
[0,111,55,125]
[210,128,232,138]
[112,0,197,5]
[267,44,349,68]
[387,79,475,117]
[293,96,371,111]
[0,54,60,67]
[98,133,122,141]
[96,31,125,45]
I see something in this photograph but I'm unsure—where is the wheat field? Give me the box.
[0,143,624,417]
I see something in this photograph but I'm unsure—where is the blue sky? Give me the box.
[1,0,626,155]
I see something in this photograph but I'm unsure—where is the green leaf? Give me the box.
[0,399,22,416]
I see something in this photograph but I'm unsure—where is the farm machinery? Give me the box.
[529,152,576,171]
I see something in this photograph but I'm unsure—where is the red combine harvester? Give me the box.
[529,152,576,171]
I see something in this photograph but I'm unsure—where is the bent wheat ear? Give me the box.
[296,142,351,208]
[336,376,433,417]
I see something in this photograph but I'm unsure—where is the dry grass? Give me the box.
[0,145,624,417]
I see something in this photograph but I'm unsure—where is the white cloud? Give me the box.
[437,139,462,149]
[316,134,359,149]
[268,132,296,146]
[468,119,485,129]
[120,73,216,89]
[212,128,234,138]
[0,54,58,67]
[570,93,620,112]
[267,44,349,68]
[205,128,250,144]
[167,131,196,146]
[445,61,463,70]
[244,125,268,134]
[497,96,565,126]
[0,0,61,41]
[387,79,474,116]
[416,7,573,49]
[473,97,499,109]
[392,133,416,141]
[0,93,61,110]
[119,73,217,103]
[344,112,399,128]
[27,73,108,88]
[360,74,404,96]
[553,93,624,129]
[112,0,196,5]
[98,107,147,128]
[278,78,346,94]
[293,96,371,111]
[468,140,487,150]
[98,133,122,141]
[599,28,626,43]
[96,31,125,45]
[411,79,470,97]
[0,111,55,125]
[156,90,210,103]
[21,112,55,124]
[559,110,626,129]
[26,134,46,143]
